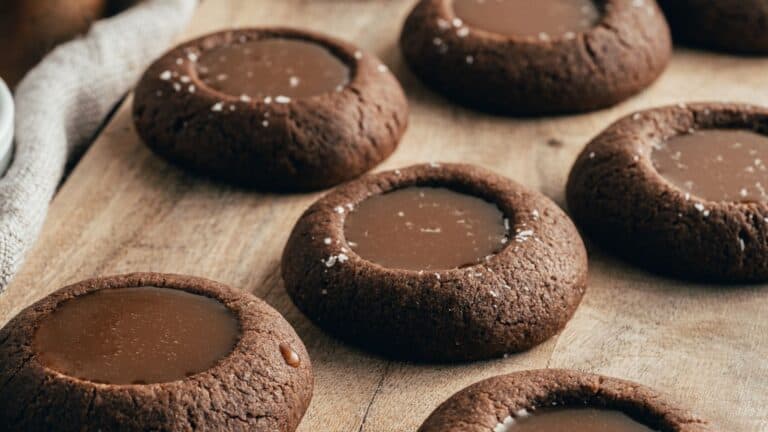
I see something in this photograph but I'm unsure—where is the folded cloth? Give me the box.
[1,0,197,293]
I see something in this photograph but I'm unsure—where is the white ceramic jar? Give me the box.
[0,77,13,175]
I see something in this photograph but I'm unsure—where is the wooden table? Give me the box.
[2,1,767,430]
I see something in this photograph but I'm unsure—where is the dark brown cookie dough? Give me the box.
[133,28,408,192]
[659,0,768,54]
[399,0,672,115]
[281,163,588,362]
[0,273,313,432]
[418,369,713,432]
[567,103,768,282]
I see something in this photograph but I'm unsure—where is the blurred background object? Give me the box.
[0,77,12,177]
[0,0,195,293]
[658,0,768,54]
[0,0,141,88]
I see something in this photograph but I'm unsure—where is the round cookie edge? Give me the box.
[281,163,588,361]
[0,272,313,432]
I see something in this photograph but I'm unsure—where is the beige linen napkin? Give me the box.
[2,0,197,292]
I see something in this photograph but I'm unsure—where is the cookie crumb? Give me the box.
[547,138,563,147]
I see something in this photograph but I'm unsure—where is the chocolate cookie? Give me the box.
[418,369,713,431]
[567,103,768,282]
[281,163,588,361]
[133,28,408,191]
[659,0,768,54]
[399,0,672,115]
[0,273,313,431]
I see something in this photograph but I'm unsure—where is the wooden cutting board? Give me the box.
[2,1,767,430]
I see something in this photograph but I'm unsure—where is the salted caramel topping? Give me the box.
[196,38,350,99]
[495,408,656,432]
[653,129,768,202]
[344,187,508,271]
[453,0,600,38]
[34,287,239,385]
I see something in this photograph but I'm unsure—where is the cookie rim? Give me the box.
[282,163,589,361]
[19,273,290,387]
[399,0,672,114]
[417,369,712,432]
[567,102,768,281]
[168,27,364,104]
[320,163,544,275]
[132,27,408,191]
[0,272,313,430]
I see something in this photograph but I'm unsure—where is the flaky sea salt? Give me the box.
[493,416,515,432]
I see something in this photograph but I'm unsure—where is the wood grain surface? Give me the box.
[2,1,768,430]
